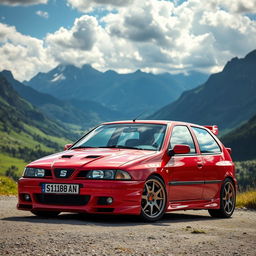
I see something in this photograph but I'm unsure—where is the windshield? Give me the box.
[72,123,167,151]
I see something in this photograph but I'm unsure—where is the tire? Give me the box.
[31,210,60,218]
[208,178,236,218]
[140,175,167,222]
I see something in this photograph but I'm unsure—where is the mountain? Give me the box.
[1,70,122,128]
[222,114,256,161]
[0,74,75,177]
[26,64,207,117]
[150,50,256,132]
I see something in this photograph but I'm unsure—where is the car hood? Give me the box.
[28,148,157,169]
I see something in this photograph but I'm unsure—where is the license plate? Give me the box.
[42,183,80,194]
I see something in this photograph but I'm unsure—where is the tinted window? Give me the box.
[170,126,196,153]
[192,127,221,154]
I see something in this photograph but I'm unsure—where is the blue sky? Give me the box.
[0,0,256,81]
[0,0,81,38]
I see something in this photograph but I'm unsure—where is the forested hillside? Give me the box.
[0,74,74,179]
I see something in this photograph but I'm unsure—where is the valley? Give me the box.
[0,50,256,190]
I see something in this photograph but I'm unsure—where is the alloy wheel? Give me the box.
[141,177,166,220]
[222,181,235,215]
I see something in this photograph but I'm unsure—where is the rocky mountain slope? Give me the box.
[150,50,256,132]
[27,64,207,117]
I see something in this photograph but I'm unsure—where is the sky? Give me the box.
[0,0,256,81]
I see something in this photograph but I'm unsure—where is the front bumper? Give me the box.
[17,178,144,215]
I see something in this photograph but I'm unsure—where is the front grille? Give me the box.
[45,169,52,178]
[95,208,114,213]
[76,170,89,178]
[54,168,74,178]
[18,204,32,209]
[35,194,90,206]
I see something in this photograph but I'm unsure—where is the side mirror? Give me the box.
[168,144,191,156]
[64,144,73,151]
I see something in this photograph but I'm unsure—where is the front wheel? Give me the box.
[31,210,60,218]
[208,178,236,218]
[140,176,167,222]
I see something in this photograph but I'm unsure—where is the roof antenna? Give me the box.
[133,111,145,122]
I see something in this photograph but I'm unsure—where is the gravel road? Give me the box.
[0,196,256,256]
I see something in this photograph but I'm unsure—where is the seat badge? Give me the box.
[60,170,68,177]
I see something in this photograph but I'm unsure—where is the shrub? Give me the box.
[0,176,17,195]
[236,191,256,209]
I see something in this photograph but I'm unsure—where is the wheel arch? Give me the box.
[146,172,169,207]
[224,175,237,193]
[147,172,166,185]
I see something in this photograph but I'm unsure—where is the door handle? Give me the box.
[197,162,203,168]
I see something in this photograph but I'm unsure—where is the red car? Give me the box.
[17,120,237,221]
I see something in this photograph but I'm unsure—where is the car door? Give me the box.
[191,127,223,200]
[165,125,204,201]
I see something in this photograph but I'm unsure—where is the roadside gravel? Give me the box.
[0,196,256,256]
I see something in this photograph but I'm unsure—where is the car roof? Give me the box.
[102,120,200,127]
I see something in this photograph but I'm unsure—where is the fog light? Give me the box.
[106,197,113,204]
[24,194,31,202]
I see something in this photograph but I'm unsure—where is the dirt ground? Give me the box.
[0,196,256,256]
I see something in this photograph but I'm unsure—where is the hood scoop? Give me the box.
[84,155,101,159]
[61,155,73,158]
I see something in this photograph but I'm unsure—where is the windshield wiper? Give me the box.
[72,145,146,150]
[98,145,144,150]
[72,146,97,149]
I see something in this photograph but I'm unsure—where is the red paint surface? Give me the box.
[17,120,237,215]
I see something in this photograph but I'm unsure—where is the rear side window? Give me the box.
[170,126,196,153]
[192,127,221,154]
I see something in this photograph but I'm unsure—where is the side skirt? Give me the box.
[166,198,220,212]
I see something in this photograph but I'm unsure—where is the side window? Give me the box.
[192,127,221,154]
[170,126,196,153]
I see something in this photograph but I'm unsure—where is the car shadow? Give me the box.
[2,210,215,227]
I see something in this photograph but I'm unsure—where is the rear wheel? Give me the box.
[208,178,236,218]
[31,210,60,218]
[140,176,167,222]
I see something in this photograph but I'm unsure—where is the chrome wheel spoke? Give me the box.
[223,182,235,214]
[155,188,162,196]
[145,183,151,194]
[143,202,150,211]
[142,195,147,200]
[150,204,154,216]
[152,181,155,193]
[154,202,161,211]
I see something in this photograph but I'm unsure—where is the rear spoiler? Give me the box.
[203,125,219,135]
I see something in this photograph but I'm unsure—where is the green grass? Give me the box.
[236,191,256,210]
[0,153,27,177]
[23,123,70,148]
[0,122,72,179]
[0,176,17,195]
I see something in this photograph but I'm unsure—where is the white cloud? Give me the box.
[36,10,49,19]
[0,23,56,81]
[0,0,48,6]
[67,0,134,12]
[1,0,256,81]
[216,0,256,14]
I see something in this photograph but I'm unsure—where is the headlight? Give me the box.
[86,170,131,180]
[23,167,45,178]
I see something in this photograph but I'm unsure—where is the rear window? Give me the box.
[192,127,221,154]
